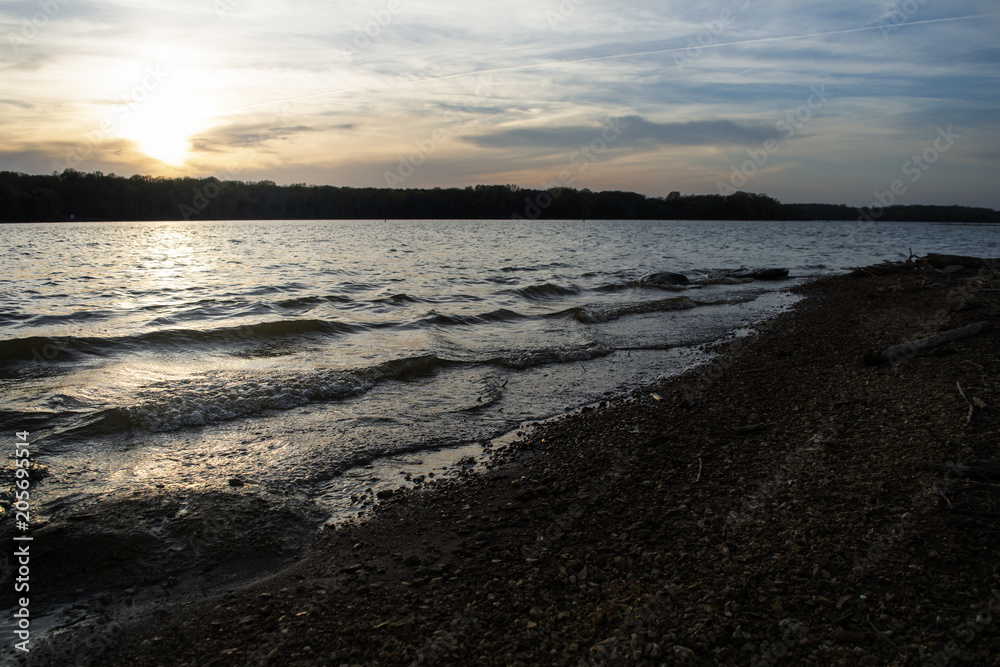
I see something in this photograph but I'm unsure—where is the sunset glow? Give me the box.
[1,1,998,206]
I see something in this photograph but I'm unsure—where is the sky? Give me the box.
[2,0,999,208]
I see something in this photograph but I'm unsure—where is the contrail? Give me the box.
[559,13,996,67]
[220,13,995,115]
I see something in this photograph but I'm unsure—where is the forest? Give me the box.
[2,169,998,223]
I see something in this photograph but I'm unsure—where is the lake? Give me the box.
[1,218,996,522]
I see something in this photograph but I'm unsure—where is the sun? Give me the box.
[119,92,209,166]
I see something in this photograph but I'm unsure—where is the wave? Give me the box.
[411,294,693,329]
[0,308,34,325]
[246,282,312,295]
[147,302,277,326]
[509,283,581,301]
[73,355,458,434]
[0,318,359,366]
[499,262,572,273]
[371,293,426,305]
[0,409,65,432]
[277,295,354,308]
[334,281,383,293]
[486,344,614,370]
[24,310,115,327]
[55,342,620,436]
[547,296,695,324]
[1,293,696,371]
[500,265,541,273]
[417,308,528,327]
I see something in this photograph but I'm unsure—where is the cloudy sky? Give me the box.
[2,0,999,207]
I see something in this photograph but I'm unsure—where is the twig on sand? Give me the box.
[956,381,974,425]
[868,620,901,650]
[695,457,703,483]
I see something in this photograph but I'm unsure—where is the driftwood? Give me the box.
[850,254,999,278]
[924,253,999,271]
[744,268,789,281]
[863,321,993,366]
[849,261,915,277]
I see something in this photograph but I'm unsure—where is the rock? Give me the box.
[228,478,245,487]
[673,644,694,658]
[703,268,789,282]
[635,271,690,287]
[747,268,789,280]
[403,554,421,567]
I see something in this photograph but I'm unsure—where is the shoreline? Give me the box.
[15,258,1000,665]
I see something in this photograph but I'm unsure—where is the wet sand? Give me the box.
[16,257,1000,666]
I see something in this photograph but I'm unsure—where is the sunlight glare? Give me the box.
[119,92,210,166]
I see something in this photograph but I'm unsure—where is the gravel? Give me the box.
[18,257,1000,666]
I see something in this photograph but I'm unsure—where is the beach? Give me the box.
[5,0,999,661]
[17,256,1000,665]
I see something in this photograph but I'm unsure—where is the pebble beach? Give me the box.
[19,256,1000,666]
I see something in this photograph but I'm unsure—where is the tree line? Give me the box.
[1,169,998,223]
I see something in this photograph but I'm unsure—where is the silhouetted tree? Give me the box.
[0,170,996,223]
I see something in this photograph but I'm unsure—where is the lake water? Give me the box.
[1,219,997,522]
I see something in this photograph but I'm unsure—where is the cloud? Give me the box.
[190,122,323,152]
[464,116,777,151]
[0,0,997,206]
[0,140,168,176]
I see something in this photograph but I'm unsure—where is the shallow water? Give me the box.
[1,218,997,522]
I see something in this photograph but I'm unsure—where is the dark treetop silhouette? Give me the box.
[2,170,998,223]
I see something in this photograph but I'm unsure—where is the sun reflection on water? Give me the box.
[120,224,207,309]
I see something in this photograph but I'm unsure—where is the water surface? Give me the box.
[1,218,996,519]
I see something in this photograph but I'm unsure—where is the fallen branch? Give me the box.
[863,321,993,366]
[850,263,904,277]
[924,253,1000,271]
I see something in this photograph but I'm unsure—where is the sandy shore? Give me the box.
[17,257,1000,666]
